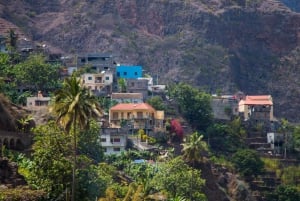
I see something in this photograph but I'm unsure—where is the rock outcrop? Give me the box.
[0,157,26,188]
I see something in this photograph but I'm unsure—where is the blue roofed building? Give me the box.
[116,65,142,79]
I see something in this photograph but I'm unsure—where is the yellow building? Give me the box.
[109,103,164,131]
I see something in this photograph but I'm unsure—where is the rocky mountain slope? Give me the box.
[1,0,300,122]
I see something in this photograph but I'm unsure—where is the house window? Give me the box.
[137,112,143,119]
[134,72,138,76]
[105,76,109,80]
[121,112,124,119]
[88,76,92,80]
[101,138,106,142]
[117,72,120,77]
[113,138,121,143]
[112,112,118,119]
[113,147,121,152]
[131,82,135,87]
[123,72,127,76]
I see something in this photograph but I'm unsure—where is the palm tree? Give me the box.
[17,115,34,133]
[181,132,208,166]
[181,132,208,201]
[50,74,102,201]
[169,196,187,201]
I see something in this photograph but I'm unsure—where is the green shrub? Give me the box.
[232,149,264,177]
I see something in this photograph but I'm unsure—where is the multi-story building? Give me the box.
[109,103,165,132]
[77,53,115,72]
[100,128,128,155]
[81,71,113,96]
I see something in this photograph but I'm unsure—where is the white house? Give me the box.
[81,71,113,95]
[100,128,128,155]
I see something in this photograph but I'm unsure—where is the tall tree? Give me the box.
[152,157,206,201]
[28,121,73,199]
[181,132,208,201]
[50,74,102,201]
[169,83,212,131]
[11,54,61,92]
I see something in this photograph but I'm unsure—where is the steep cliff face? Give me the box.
[1,0,300,121]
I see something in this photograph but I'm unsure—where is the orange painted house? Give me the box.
[109,103,164,131]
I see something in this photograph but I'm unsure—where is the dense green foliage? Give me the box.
[146,95,165,110]
[206,118,246,154]
[232,149,264,177]
[292,125,300,152]
[78,120,104,163]
[0,52,62,104]
[168,83,212,131]
[266,185,300,201]
[17,120,107,200]
[11,54,61,91]
[181,132,208,165]
[26,121,73,199]
[152,157,206,201]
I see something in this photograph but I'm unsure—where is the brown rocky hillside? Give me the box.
[1,0,300,121]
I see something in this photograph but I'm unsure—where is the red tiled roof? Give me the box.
[242,95,273,105]
[110,103,155,111]
[243,100,273,105]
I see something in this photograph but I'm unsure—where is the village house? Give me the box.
[77,53,115,72]
[109,103,165,132]
[111,92,144,104]
[239,95,274,121]
[211,95,239,121]
[26,91,50,108]
[81,71,113,96]
[116,65,142,79]
[100,128,128,155]
[126,79,149,100]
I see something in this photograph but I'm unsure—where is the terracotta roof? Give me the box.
[242,95,273,105]
[246,95,272,100]
[110,103,155,111]
[111,93,143,99]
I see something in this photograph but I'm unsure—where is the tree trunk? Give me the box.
[71,113,77,201]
